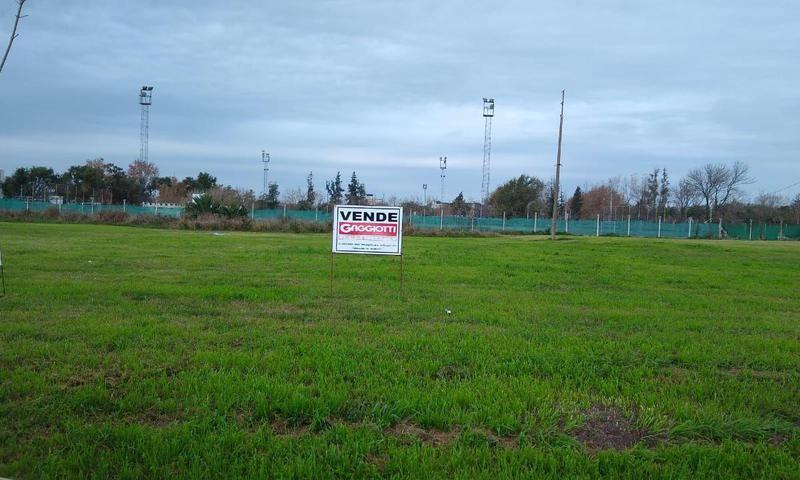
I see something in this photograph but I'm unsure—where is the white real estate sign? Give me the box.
[332,205,403,255]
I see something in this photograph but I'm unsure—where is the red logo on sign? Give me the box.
[338,222,398,236]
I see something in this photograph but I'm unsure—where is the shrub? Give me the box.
[93,211,129,223]
[42,207,61,219]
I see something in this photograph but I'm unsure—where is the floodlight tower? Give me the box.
[439,156,447,202]
[139,86,154,163]
[261,150,270,195]
[480,98,495,216]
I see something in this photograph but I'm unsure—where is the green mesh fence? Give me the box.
[252,208,333,222]
[408,213,798,240]
[1,198,798,240]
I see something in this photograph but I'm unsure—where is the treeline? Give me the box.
[478,161,800,224]
[1,159,223,205]
[4,159,799,224]
[0,159,373,212]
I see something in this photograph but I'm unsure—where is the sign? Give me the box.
[332,205,403,255]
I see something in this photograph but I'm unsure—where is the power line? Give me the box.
[768,179,800,196]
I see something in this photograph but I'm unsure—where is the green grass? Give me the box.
[1,222,799,479]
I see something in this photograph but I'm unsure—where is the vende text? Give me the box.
[338,211,399,222]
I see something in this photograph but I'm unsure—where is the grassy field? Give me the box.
[1,222,799,478]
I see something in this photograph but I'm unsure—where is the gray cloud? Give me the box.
[1,0,798,201]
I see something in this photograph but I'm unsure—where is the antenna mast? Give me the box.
[439,156,447,202]
[262,150,270,195]
[139,86,153,163]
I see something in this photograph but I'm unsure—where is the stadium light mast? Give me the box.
[262,150,270,195]
[480,97,495,216]
[139,86,153,163]
[550,90,565,240]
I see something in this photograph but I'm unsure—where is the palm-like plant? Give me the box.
[184,193,220,218]
[219,204,248,219]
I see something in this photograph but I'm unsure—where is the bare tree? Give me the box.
[792,193,800,224]
[281,187,304,207]
[684,162,753,220]
[672,177,697,220]
[0,0,27,75]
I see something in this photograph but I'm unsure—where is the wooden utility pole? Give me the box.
[550,90,565,240]
[0,0,28,75]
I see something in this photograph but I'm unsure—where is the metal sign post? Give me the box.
[330,205,404,298]
[0,249,5,297]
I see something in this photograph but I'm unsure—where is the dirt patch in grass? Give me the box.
[769,432,790,445]
[726,368,784,380]
[388,421,462,446]
[270,418,310,438]
[571,405,648,452]
[471,427,518,449]
[659,366,691,383]
[366,452,390,472]
[133,409,183,427]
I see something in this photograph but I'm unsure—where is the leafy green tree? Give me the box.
[645,168,659,219]
[570,186,583,219]
[658,168,670,216]
[264,183,280,209]
[181,176,198,190]
[1,166,57,199]
[65,161,106,202]
[298,172,315,210]
[488,175,545,218]
[451,192,467,216]
[325,172,344,206]
[347,171,367,205]
[195,172,218,191]
[545,182,556,219]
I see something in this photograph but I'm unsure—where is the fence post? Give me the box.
[718,218,723,239]
[565,210,569,233]
[58,202,62,214]
[780,220,784,240]
[155,203,158,216]
[658,216,662,238]
[283,205,287,218]
[26,198,29,212]
[123,199,126,213]
[502,212,506,232]
[596,214,600,237]
[749,219,752,241]
[534,212,538,232]
[440,208,443,230]
[471,217,474,232]
[91,202,94,215]
[315,206,319,221]
[627,215,631,237]
[688,217,692,238]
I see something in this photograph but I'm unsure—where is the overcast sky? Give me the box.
[1,0,798,202]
